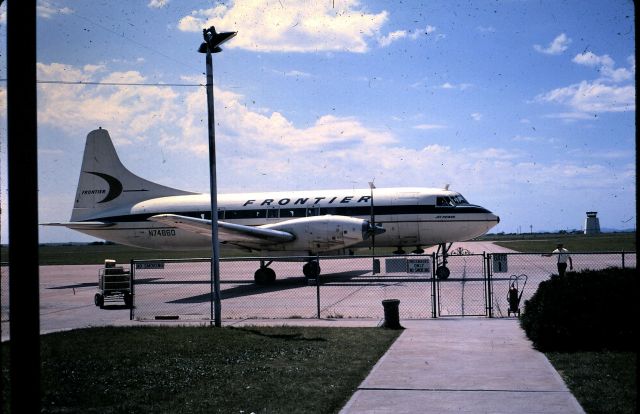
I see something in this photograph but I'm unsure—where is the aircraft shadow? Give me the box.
[166,270,372,304]
[48,278,163,290]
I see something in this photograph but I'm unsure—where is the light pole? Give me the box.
[198,26,237,327]
[368,181,379,274]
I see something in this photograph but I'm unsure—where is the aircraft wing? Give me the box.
[148,214,295,246]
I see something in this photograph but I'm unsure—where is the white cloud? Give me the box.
[37,0,73,19]
[148,0,170,9]
[177,0,388,53]
[476,26,495,33]
[535,49,635,119]
[535,81,635,113]
[36,63,181,141]
[438,82,472,91]
[573,52,634,82]
[470,112,482,121]
[533,33,571,55]
[408,25,437,39]
[378,30,407,47]
[36,62,396,159]
[422,144,450,154]
[471,148,522,160]
[512,135,556,144]
[284,70,311,78]
[413,124,446,130]
[542,112,596,121]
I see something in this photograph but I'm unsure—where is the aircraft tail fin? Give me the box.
[70,128,195,222]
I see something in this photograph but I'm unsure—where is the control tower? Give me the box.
[584,212,601,235]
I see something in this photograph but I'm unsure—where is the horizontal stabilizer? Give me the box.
[42,221,115,229]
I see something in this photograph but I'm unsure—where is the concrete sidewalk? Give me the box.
[340,319,585,414]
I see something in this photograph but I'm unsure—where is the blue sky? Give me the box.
[0,0,636,244]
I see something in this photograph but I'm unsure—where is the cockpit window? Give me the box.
[451,195,469,205]
[437,195,469,206]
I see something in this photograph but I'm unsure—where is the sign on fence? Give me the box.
[492,254,508,273]
[407,258,431,273]
[135,262,165,270]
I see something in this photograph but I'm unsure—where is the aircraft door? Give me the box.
[391,192,420,246]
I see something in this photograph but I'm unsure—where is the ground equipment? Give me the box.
[94,259,132,308]
[507,274,527,317]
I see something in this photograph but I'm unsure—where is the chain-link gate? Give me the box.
[434,253,490,317]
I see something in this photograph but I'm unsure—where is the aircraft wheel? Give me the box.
[436,266,450,280]
[303,261,320,278]
[255,268,276,285]
[94,293,104,307]
[265,267,276,283]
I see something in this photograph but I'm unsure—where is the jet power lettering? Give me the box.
[243,195,372,207]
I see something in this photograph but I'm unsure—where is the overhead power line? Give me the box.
[0,79,203,87]
[36,80,204,87]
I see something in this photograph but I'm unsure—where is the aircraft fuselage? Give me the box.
[75,187,499,252]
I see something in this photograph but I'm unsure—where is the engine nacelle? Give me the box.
[263,215,376,252]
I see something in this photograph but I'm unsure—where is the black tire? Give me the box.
[303,261,320,278]
[436,266,450,280]
[255,268,276,285]
[265,267,276,283]
[94,293,104,307]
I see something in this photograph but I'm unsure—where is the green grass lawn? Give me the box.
[2,326,401,414]
[546,351,636,414]
[482,232,636,253]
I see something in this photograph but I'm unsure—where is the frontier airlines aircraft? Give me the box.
[47,128,500,283]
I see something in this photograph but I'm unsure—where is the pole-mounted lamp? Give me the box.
[198,26,236,327]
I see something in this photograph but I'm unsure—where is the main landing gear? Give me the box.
[302,260,321,278]
[254,260,276,285]
[253,259,321,284]
[435,242,452,280]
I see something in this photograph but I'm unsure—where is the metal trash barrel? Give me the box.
[382,299,402,329]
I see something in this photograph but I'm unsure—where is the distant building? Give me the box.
[584,211,601,235]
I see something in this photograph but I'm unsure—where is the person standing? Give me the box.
[544,243,573,276]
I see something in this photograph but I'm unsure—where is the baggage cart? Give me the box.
[94,259,132,308]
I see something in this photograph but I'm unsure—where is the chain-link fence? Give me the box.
[130,251,635,321]
[0,252,634,324]
[131,255,436,321]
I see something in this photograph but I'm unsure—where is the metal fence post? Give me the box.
[130,259,135,320]
[622,251,626,269]
[485,253,493,318]
[431,252,437,318]
[316,255,321,318]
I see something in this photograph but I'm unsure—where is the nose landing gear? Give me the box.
[435,242,452,280]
